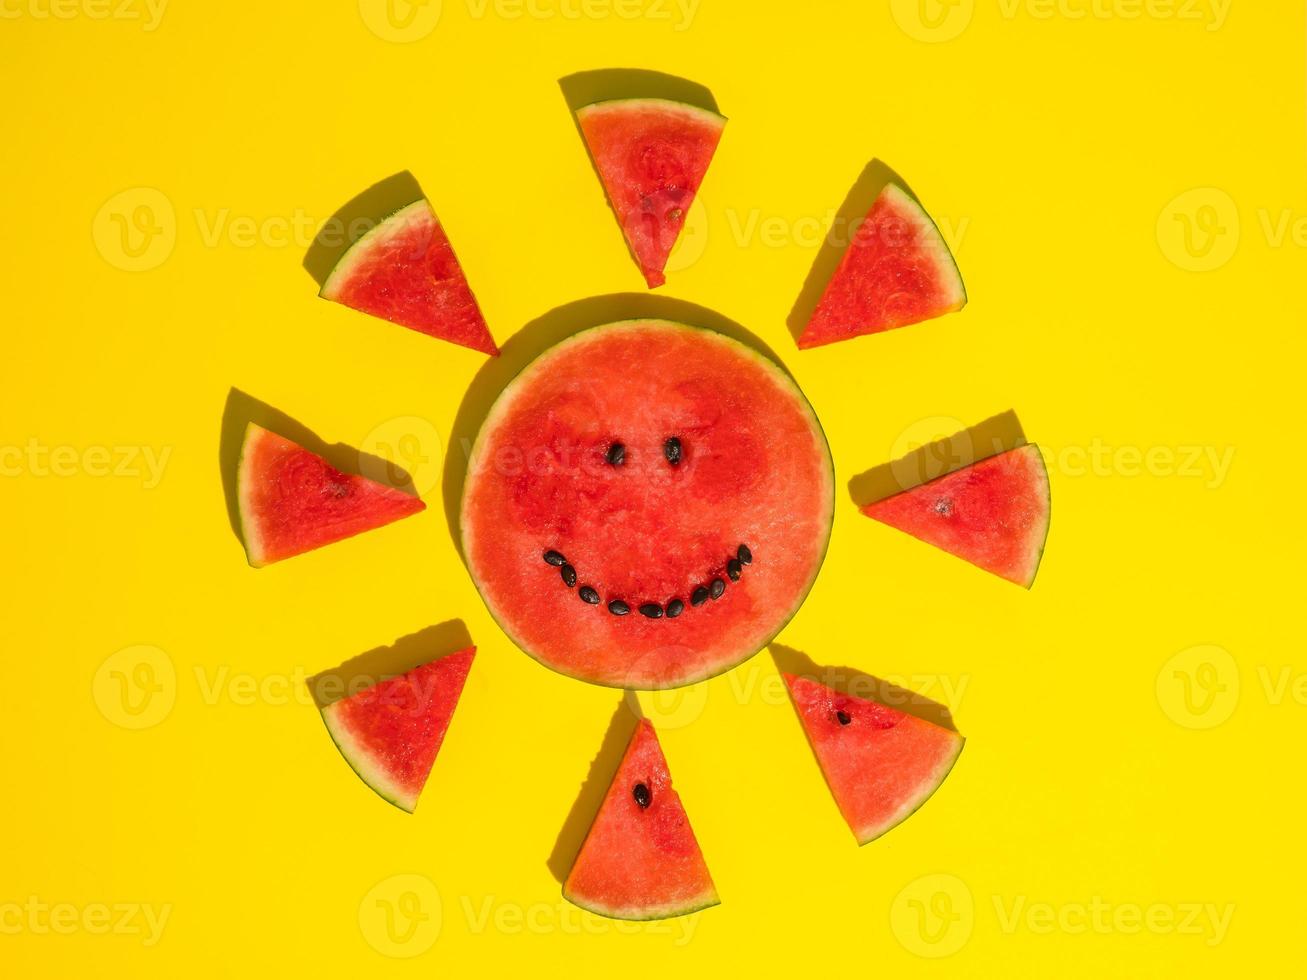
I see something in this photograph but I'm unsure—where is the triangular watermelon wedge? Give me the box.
[783,673,964,845]
[797,182,966,349]
[563,720,719,920]
[236,422,425,567]
[862,444,1051,588]
[320,198,498,355]
[319,647,475,812]
[576,98,726,288]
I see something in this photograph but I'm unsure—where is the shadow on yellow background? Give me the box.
[847,410,1028,507]
[305,619,474,709]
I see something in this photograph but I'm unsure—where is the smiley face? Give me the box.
[460,320,835,689]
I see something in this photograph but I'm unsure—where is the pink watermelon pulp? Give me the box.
[320,199,498,355]
[798,183,966,349]
[784,673,964,845]
[319,647,475,812]
[237,422,425,567]
[564,720,719,920]
[862,444,1050,588]
[460,321,834,689]
[576,99,726,288]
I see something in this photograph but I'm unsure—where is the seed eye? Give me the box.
[836,710,852,726]
[663,437,682,465]
[633,782,652,808]
[606,442,626,466]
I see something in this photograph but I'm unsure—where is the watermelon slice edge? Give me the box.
[784,673,965,845]
[862,443,1051,588]
[318,647,476,813]
[798,182,966,349]
[319,197,498,356]
[236,422,425,567]
[563,719,720,920]
[576,97,726,288]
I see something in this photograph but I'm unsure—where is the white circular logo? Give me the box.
[359,874,442,957]
[358,0,442,42]
[890,0,975,43]
[92,187,176,272]
[93,645,177,730]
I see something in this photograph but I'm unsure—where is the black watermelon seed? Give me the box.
[543,550,566,566]
[690,586,710,607]
[606,442,625,466]
[633,782,651,808]
[663,437,682,465]
[665,598,685,618]
[579,585,600,604]
[737,544,753,565]
[710,578,725,599]
[559,564,577,588]
[608,599,630,616]
[726,558,743,581]
[639,603,664,619]
[836,710,852,726]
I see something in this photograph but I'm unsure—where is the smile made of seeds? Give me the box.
[542,543,753,619]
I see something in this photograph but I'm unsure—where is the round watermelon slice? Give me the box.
[237,422,425,567]
[784,672,964,845]
[319,647,475,813]
[861,444,1051,588]
[319,198,498,356]
[460,320,834,690]
[576,98,726,288]
[797,182,966,349]
[563,720,719,920]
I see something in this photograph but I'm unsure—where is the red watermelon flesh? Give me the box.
[784,673,964,845]
[237,423,425,567]
[862,444,1050,588]
[460,321,835,690]
[319,648,475,812]
[320,199,498,355]
[564,720,719,920]
[797,183,966,349]
[576,99,726,288]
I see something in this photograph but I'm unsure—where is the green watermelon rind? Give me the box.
[318,199,429,302]
[459,319,836,691]
[1014,444,1052,589]
[562,886,722,923]
[235,423,270,568]
[575,97,728,129]
[319,698,421,814]
[851,735,965,846]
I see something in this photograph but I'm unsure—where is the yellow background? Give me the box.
[3,0,1303,974]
